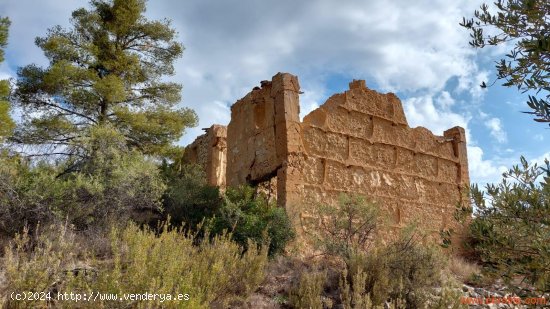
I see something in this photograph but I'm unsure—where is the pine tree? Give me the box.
[0,17,14,141]
[12,0,197,160]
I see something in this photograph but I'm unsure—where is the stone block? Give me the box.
[303,126,348,161]
[386,93,408,125]
[325,160,352,190]
[344,88,396,120]
[302,107,327,129]
[371,117,416,149]
[395,174,419,200]
[438,159,459,183]
[274,91,300,123]
[413,153,438,179]
[348,165,375,194]
[412,127,440,154]
[325,106,374,140]
[349,138,396,169]
[301,156,325,185]
[433,142,456,161]
[395,147,415,172]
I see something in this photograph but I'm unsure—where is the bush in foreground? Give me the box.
[2,222,268,308]
[161,162,295,257]
[208,185,296,257]
[161,163,222,229]
[294,193,466,309]
[0,126,166,235]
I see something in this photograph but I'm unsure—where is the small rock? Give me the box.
[475,287,487,295]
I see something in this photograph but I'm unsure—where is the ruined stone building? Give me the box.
[184,73,470,248]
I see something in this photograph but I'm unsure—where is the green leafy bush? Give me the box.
[160,163,221,229]
[468,156,550,292]
[339,267,376,308]
[209,185,296,257]
[341,230,446,308]
[160,161,295,257]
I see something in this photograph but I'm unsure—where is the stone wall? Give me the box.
[183,124,227,187]
[226,74,302,188]
[184,73,470,249]
[295,79,469,244]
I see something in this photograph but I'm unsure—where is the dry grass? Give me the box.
[1,223,268,309]
[448,255,481,283]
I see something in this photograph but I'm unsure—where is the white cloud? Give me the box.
[478,110,489,119]
[534,134,544,141]
[467,145,508,185]
[0,0,87,67]
[1,0,489,144]
[531,151,550,167]
[457,69,489,100]
[466,149,550,187]
[403,94,469,136]
[7,0,523,189]
[0,71,11,81]
[484,117,507,143]
[299,83,327,120]
[401,91,513,186]
[435,91,455,109]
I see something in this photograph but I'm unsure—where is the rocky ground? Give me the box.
[233,257,550,309]
[240,284,550,309]
[456,283,549,309]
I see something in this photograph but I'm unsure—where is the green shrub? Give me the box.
[160,161,295,257]
[339,267,377,309]
[209,185,295,257]
[315,193,379,262]
[289,271,327,309]
[380,232,445,307]
[0,126,166,234]
[2,222,268,308]
[2,224,83,308]
[468,156,550,293]
[0,156,52,234]
[313,194,451,308]
[430,277,468,309]
[339,267,466,309]
[160,163,221,229]
[0,152,164,233]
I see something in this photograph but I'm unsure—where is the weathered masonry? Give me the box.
[184,73,470,247]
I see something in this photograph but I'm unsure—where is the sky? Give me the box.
[0,0,548,186]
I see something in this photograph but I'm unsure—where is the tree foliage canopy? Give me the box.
[0,17,14,141]
[461,0,550,124]
[0,126,166,234]
[12,0,197,160]
[468,157,550,292]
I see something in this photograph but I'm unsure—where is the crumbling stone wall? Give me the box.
[184,73,470,249]
[226,75,301,187]
[183,124,227,187]
[296,79,469,244]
